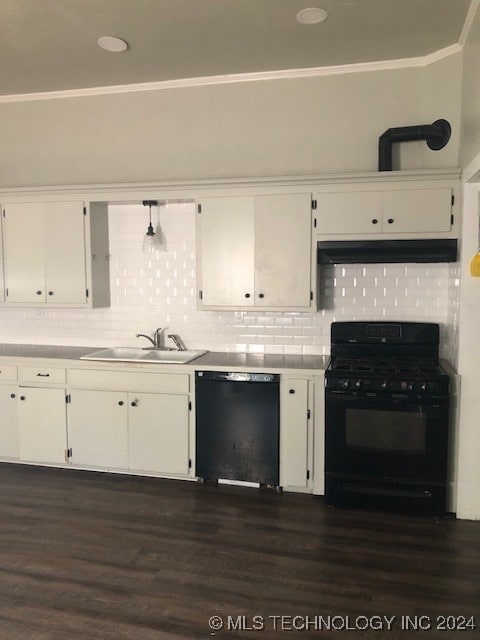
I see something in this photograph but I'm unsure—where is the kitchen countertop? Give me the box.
[0,344,97,360]
[193,351,329,371]
[0,344,459,375]
[0,344,329,371]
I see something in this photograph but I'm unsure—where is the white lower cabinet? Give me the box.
[128,392,189,475]
[18,387,68,464]
[280,377,313,490]
[68,389,128,469]
[68,388,190,475]
[0,384,19,458]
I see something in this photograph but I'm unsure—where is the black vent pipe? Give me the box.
[378,119,451,171]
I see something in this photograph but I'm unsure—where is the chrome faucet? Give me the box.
[168,334,186,351]
[136,328,185,351]
[136,327,165,349]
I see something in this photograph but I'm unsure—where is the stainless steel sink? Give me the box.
[138,349,207,363]
[80,347,207,364]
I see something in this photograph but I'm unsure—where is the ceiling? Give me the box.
[0,0,472,96]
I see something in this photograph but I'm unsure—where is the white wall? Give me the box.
[0,203,456,356]
[453,4,480,519]
[455,183,480,520]
[0,55,462,188]
[460,3,480,168]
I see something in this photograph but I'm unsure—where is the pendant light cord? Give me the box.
[143,199,158,237]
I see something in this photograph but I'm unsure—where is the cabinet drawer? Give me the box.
[68,369,189,394]
[19,366,66,384]
[0,365,18,381]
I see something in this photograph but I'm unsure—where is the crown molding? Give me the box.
[422,44,463,66]
[460,0,480,47]
[0,45,464,105]
[0,169,462,202]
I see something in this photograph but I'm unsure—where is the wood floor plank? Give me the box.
[0,463,479,639]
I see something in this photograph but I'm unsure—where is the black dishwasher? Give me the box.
[195,371,280,486]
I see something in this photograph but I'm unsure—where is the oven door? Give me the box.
[325,391,449,483]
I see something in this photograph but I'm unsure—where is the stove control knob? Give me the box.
[406,381,414,392]
[419,382,427,392]
[342,379,350,389]
[380,381,388,390]
[355,380,362,389]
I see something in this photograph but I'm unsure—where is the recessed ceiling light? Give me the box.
[296,7,328,24]
[97,36,129,53]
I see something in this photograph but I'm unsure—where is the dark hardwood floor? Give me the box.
[0,464,479,639]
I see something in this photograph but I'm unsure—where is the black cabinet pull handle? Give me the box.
[48,291,54,296]
[131,401,138,407]
[36,290,42,295]
[289,389,295,394]
[259,293,265,299]
[10,393,16,399]
[245,293,251,298]
[118,401,124,406]
[37,373,50,377]
[371,219,378,224]
[388,218,394,224]
[20,396,26,401]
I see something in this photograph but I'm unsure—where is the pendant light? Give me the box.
[142,200,167,253]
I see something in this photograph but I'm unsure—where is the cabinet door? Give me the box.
[3,203,46,303]
[0,214,5,302]
[197,196,255,307]
[315,191,383,235]
[128,393,189,475]
[45,201,87,304]
[382,188,452,233]
[18,387,67,464]
[280,379,309,488]
[68,389,128,468]
[0,385,19,458]
[254,193,312,308]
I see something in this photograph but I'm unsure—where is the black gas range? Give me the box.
[324,321,450,515]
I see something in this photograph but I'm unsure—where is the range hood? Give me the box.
[317,239,457,265]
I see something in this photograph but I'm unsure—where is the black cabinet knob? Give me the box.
[48,291,54,296]
[10,393,16,399]
[131,401,137,407]
[36,290,42,295]
[245,293,251,298]
[259,293,265,299]
[289,389,295,394]
[388,218,394,224]
[371,219,378,224]
[20,396,26,401]
[118,401,124,406]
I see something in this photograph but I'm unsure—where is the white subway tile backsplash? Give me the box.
[0,202,459,361]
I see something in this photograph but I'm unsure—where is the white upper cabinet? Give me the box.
[254,194,312,308]
[197,196,255,308]
[1,200,110,308]
[314,191,383,235]
[382,188,452,234]
[197,193,313,310]
[0,207,5,303]
[314,185,455,238]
